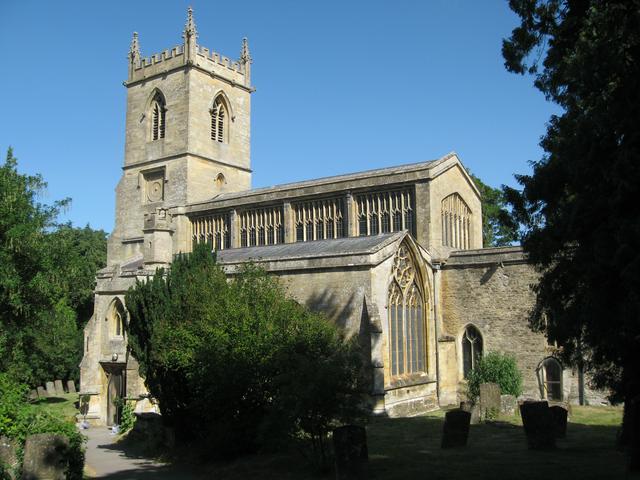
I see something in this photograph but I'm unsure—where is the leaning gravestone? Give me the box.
[21,433,69,480]
[66,380,76,394]
[333,425,368,480]
[500,394,517,416]
[479,383,501,420]
[0,435,19,479]
[45,381,56,397]
[549,405,568,438]
[54,380,65,395]
[441,409,471,448]
[520,401,556,450]
[36,386,47,398]
[460,401,481,425]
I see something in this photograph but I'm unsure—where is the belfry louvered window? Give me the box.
[191,212,231,251]
[356,190,414,237]
[239,207,284,247]
[211,96,227,143]
[441,193,472,249]
[293,197,345,242]
[388,245,426,377]
[150,92,166,141]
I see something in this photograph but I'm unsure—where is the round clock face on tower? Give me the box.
[147,179,163,202]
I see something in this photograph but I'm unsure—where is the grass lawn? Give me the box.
[194,405,627,480]
[30,393,79,423]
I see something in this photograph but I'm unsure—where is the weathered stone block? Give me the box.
[500,394,517,416]
[45,382,56,397]
[520,401,556,450]
[0,435,19,479]
[441,409,471,448]
[28,390,38,401]
[333,425,368,480]
[22,433,70,480]
[479,383,501,420]
[36,386,47,398]
[54,380,65,395]
[549,405,568,438]
[66,380,76,394]
[460,401,481,425]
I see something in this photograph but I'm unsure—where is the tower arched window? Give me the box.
[150,92,166,141]
[211,96,228,143]
[388,245,427,377]
[461,325,483,378]
[540,357,563,401]
[108,299,126,339]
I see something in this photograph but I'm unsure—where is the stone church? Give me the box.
[80,9,602,425]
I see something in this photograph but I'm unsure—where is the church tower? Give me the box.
[109,8,253,264]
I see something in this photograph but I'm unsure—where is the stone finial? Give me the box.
[183,6,198,41]
[240,37,252,64]
[129,32,141,64]
[183,7,198,62]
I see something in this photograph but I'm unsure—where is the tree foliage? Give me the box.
[0,148,107,385]
[469,172,519,246]
[502,0,640,403]
[125,244,367,463]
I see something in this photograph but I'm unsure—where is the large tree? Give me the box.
[470,172,519,247]
[502,0,640,408]
[0,148,107,385]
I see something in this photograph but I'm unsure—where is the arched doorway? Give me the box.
[106,371,124,426]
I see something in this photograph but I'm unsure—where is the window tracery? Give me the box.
[211,96,227,143]
[191,212,231,250]
[356,190,414,237]
[461,325,483,378]
[388,245,426,377]
[239,207,284,247]
[150,91,166,141]
[293,198,345,242]
[441,193,472,249]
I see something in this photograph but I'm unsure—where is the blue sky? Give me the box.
[0,1,557,233]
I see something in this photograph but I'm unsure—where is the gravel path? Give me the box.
[82,426,200,479]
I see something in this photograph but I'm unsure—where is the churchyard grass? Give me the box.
[191,405,625,479]
[31,393,79,424]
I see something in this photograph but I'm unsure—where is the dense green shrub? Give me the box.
[116,399,137,434]
[125,244,367,461]
[0,373,84,480]
[467,352,523,402]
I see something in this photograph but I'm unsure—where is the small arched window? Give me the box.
[461,325,483,378]
[211,96,227,143]
[108,299,126,339]
[150,92,166,141]
[540,357,563,401]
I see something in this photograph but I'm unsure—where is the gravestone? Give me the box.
[333,425,368,480]
[36,386,47,398]
[0,435,19,479]
[479,383,501,420]
[54,379,65,395]
[500,394,517,416]
[28,390,38,401]
[22,433,69,480]
[441,409,471,448]
[627,395,640,472]
[66,380,76,394]
[550,405,568,438]
[460,401,481,425]
[520,401,556,450]
[45,381,56,397]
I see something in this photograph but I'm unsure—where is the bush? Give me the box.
[0,373,84,480]
[467,352,523,402]
[125,244,367,462]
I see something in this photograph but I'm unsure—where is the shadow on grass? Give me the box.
[367,414,626,480]
[33,397,68,404]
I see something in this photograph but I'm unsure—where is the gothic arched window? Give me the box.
[150,91,166,141]
[461,325,483,378]
[441,193,472,249]
[540,357,563,401]
[388,245,426,377]
[108,299,126,339]
[211,96,227,143]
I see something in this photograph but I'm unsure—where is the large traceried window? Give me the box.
[357,190,414,237]
[293,197,345,242]
[388,245,426,377]
[150,91,166,141]
[441,193,472,249]
[211,96,227,143]
[461,325,483,378]
[191,212,231,251]
[239,206,284,247]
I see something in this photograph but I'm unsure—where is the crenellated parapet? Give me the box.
[126,8,251,89]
